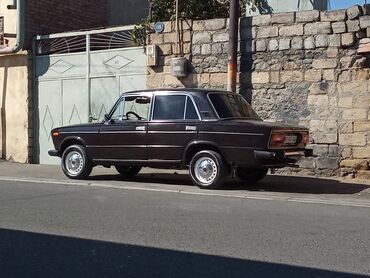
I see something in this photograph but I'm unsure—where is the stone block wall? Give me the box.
[147,6,370,179]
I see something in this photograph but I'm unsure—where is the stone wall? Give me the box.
[147,5,370,179]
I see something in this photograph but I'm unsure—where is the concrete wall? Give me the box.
[108,0,149,25]
[148,5,370,179]
[0,52,31,163]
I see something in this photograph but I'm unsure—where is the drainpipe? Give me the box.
[0,0,25,54]
[227,0,239,92]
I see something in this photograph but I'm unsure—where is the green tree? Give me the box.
[132,0,264,45]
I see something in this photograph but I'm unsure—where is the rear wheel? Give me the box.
[190,150,226,189]
[61,145,92,179]
[115,166,142,178]
[236,168,268,183]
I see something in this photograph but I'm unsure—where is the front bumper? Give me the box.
[48,150,60,157]
[254,149,313,167]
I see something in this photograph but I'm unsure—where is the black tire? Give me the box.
[236,168,268,183]
[189,150,226,189]
[115,165,142,178]
[61,145,92,179]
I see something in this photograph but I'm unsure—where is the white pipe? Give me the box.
[0,0,25,54]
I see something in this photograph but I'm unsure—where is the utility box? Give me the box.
[171,57,187,77]
[146,44,158,66]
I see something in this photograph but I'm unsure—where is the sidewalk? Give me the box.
[1,160,370,204]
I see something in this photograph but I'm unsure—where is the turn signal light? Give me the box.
[52,131,60,137]
[271,134,285,144]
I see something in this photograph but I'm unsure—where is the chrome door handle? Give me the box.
[136,126,146,131]
[186,126,197,131]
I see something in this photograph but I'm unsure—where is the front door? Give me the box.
[99,94,152,161]
[147,94,200,162]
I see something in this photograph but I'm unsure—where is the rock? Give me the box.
[268,39,279,51]
[329,34,341,47]
[316,157,339,170]
[279,38,291,50]
[271,12,295,24]
[339,133,367,146]
[340,159,369,170]
[321,10,347,22]
[353,147,370,159]
[316,34,329,48]
[251,14,271,26]
[257,26,279,38]
[204,18,226,31]
[347,5,363,20]
[359,15,370,29]
[296,10,320,22]
[291,37,303,50]
[312,59,338,69]
[256,40,267,52]
[193,32,212,44]
[332,22,347,33]
[279,25,304,36]
[304,36,315,49]
[346,20,360,32]
[304,22,332,35]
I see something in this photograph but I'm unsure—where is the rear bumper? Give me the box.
[48,150,60,157]
[254,149,313,168]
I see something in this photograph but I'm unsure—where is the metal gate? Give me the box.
[34,26,147,164]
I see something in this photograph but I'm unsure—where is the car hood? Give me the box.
[52,123,102,133]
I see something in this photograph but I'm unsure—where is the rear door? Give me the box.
[147,93,201,162]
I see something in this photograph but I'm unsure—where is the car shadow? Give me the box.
[88,172,370,195]
[0,228,366,278]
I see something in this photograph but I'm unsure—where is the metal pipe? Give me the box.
[227,0,239,92]
[175,0,180,56]
[0,0,25,54]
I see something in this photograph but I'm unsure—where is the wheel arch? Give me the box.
[183,141,226,165]
[60,136,87,155]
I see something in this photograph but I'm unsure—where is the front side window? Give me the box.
[110,95,151,122]
[209,93,260,120]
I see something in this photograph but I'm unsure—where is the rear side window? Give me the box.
[153,95,186,120]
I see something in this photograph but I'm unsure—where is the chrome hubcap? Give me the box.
[65,151,84,176]
[194,157,218,185]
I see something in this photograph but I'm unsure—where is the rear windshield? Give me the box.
[208,93,260,120]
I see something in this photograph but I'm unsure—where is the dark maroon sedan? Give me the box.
[49,89,312,189]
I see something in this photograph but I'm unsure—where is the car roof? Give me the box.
[121,88,236,96]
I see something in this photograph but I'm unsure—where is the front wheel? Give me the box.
[236,168,268,183]
[61,145,92,179]
[115,166,142,178]
[190,150,226,189]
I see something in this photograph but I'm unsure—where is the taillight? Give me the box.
[301,133,309,145]
[271,133,285,144]
[52,131,60,137]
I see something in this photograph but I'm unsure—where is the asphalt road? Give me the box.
[0,176,369,278]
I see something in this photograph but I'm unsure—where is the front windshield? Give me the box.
[209,93,260,120]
